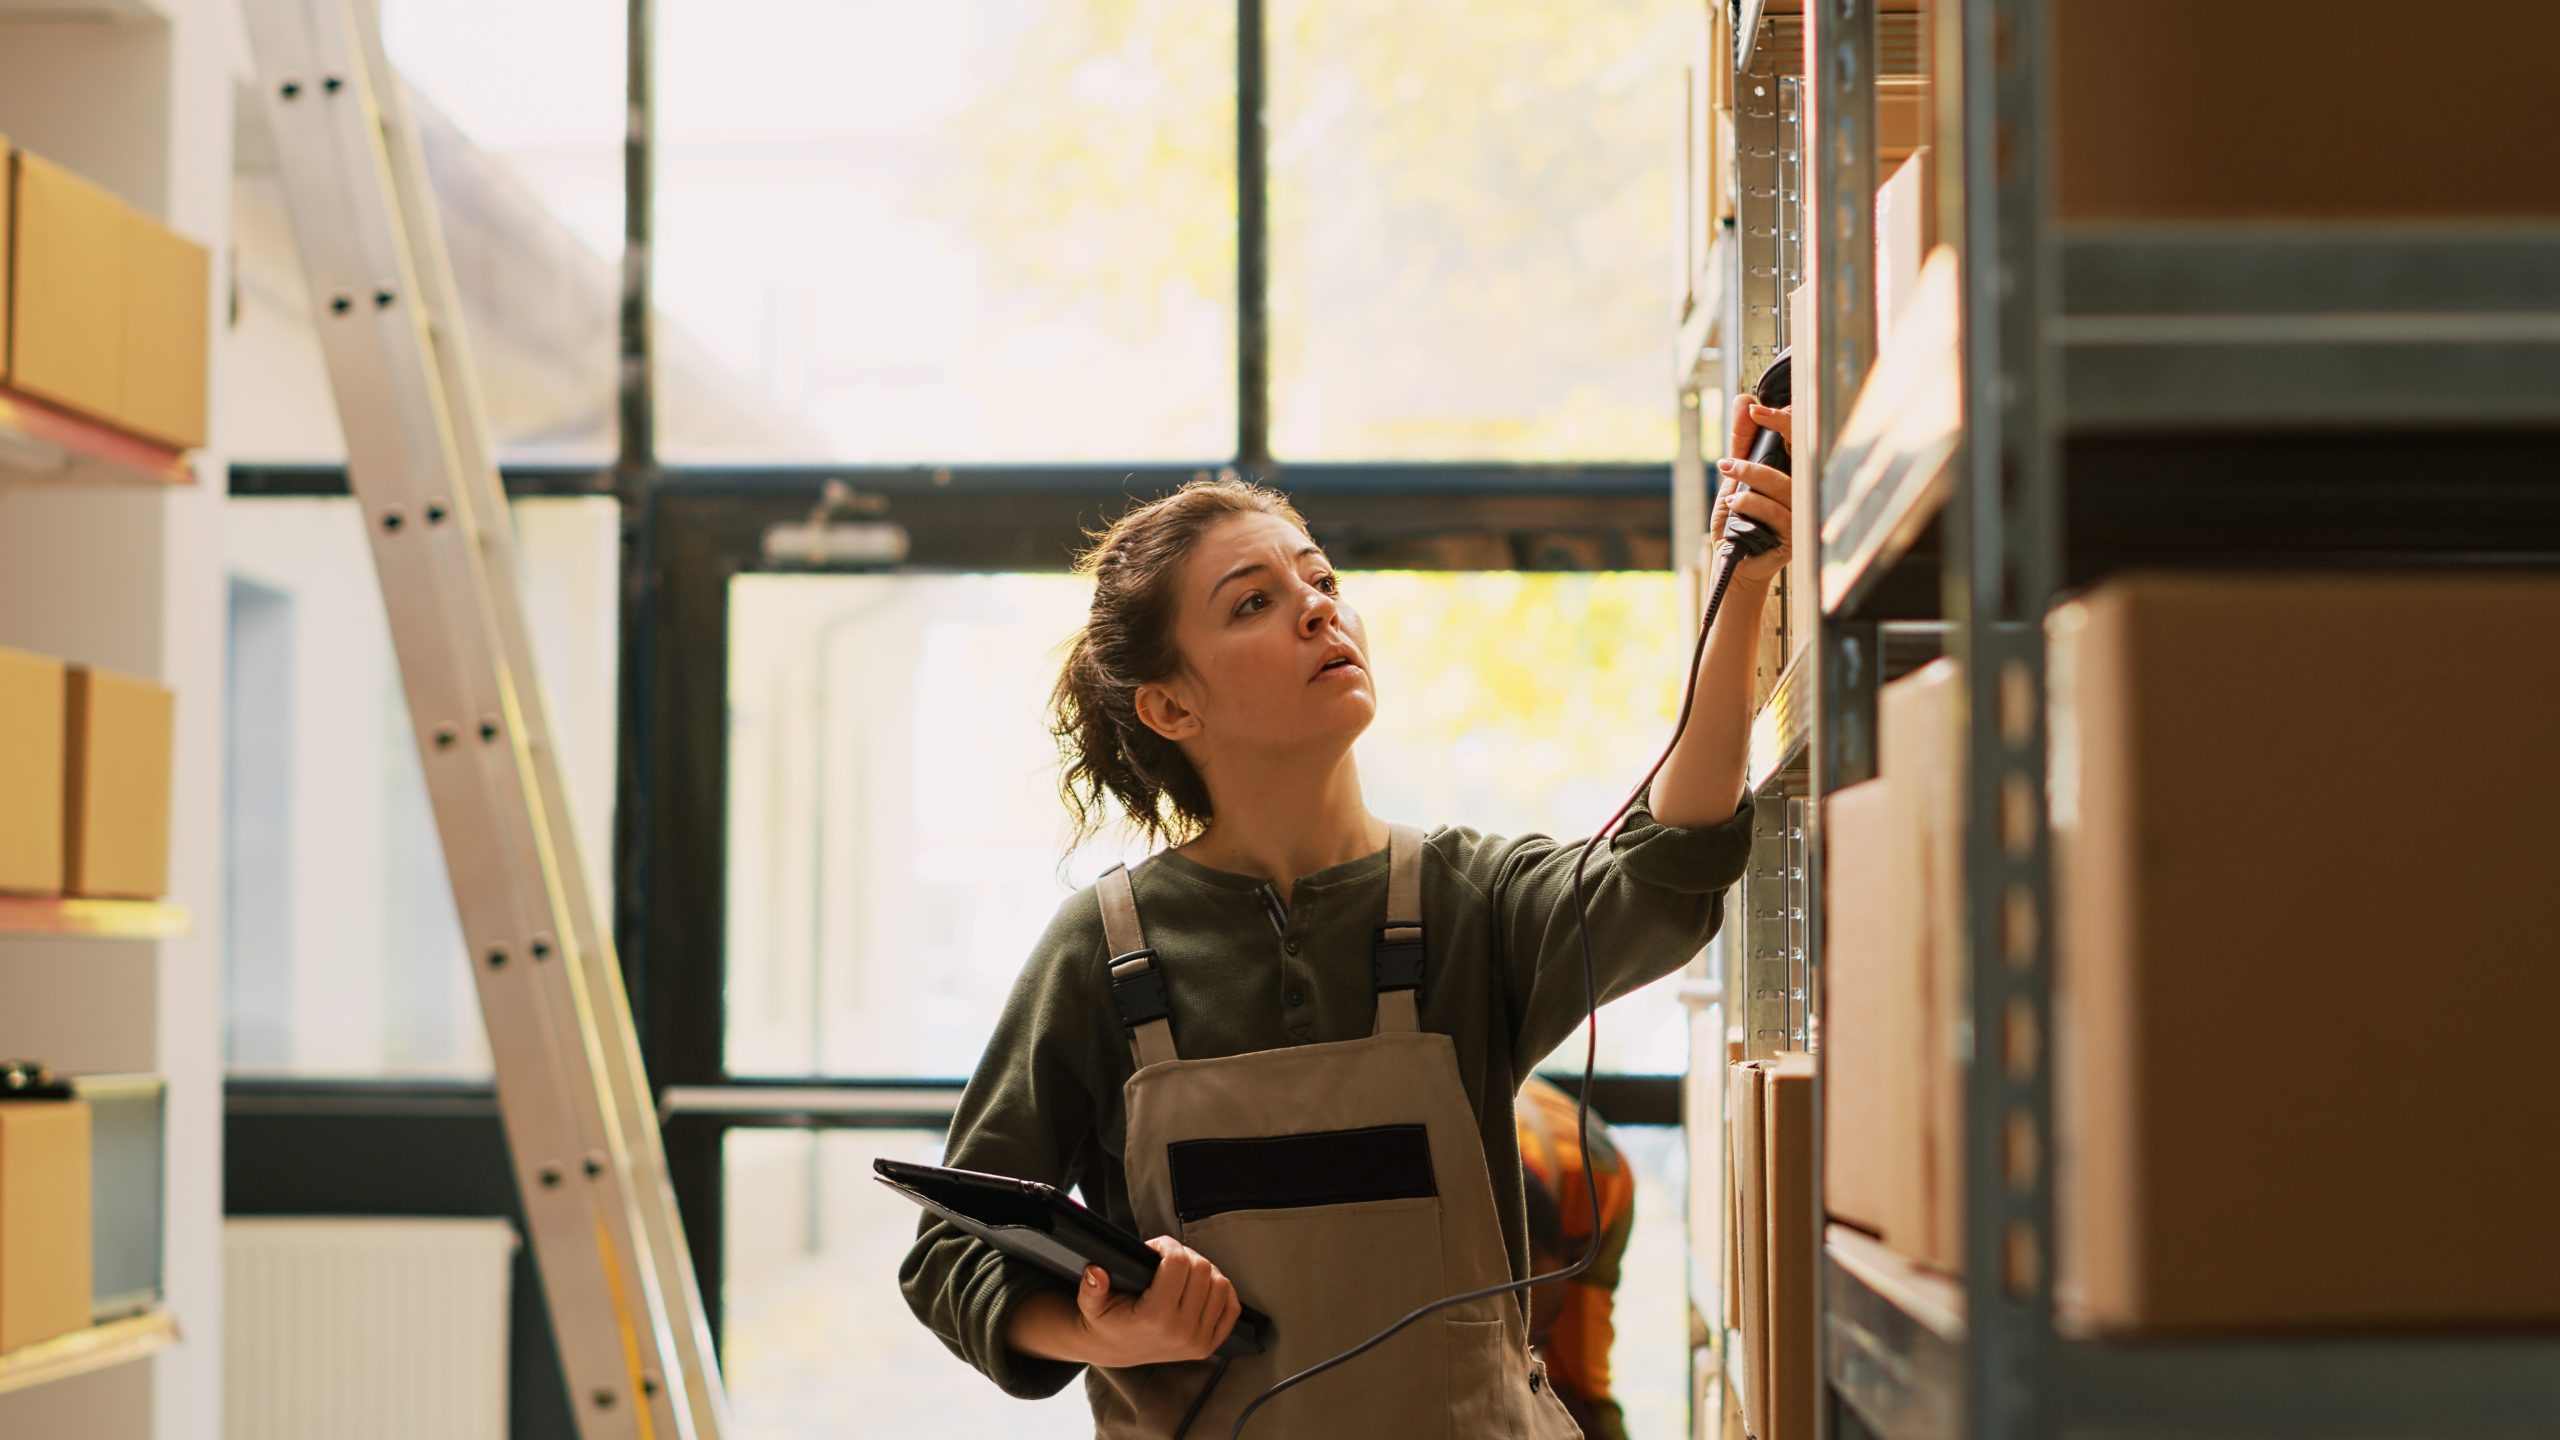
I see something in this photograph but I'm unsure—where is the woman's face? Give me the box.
[1138,511,1376,762]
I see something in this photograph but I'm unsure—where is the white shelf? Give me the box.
[0,1311,177,1400]
[0,898,193,941]
[0,386,194,489]
[0,0,175,25]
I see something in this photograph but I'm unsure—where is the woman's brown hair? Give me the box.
[1051,477,1309,850]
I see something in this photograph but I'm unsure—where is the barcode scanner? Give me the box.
[1723,348,1791,559]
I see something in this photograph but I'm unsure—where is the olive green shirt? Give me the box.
[897,797,1755,1399]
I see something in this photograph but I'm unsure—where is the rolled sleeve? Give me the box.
[899,1228,1087,1400]
[1607,790,1756,894]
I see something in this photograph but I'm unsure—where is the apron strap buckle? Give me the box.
[1372,922,1427,998]
[1109,950,1171,1032]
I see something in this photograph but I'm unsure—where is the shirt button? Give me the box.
[1286,988,1305,1007]
[1284,938,1300,955]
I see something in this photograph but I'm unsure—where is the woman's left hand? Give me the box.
[1709,394,1796,589]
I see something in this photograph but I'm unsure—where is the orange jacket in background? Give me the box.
[1516,1075,1636,1440]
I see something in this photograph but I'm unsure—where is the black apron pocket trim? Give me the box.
[1168,1123,1437,1223]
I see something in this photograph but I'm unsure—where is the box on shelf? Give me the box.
[64,665,175,901]
[1724,1036,1747,1336]
[0,1099,94,1354]
[2050,574,2560,1332]
[1783,281,1817,658]
[5,146,211,449]
[1819,778,1894,1238]
[1877,79,1926,166]
[1875,149,1933,354]
[1730,1061,1769,1440]
[2054,0,2560,220]
[0,647,68,896]
[1761,1055,1817,1440]
[0,137,11,383]
[119,213,211,451]
[1877,660,1965,1276]
[10,151,127,428]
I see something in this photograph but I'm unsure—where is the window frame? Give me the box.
[223,0,1702,1368]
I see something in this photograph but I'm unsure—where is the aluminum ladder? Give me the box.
[240,2,726,1435]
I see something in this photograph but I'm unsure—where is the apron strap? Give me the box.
[1099,864,1179,1070]
[1373,823,1428,1035]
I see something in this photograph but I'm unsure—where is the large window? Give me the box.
[225,3,1703,1436]
[221,499,619,1079]
[1269,1,1687,460]
[652,0,1239,463]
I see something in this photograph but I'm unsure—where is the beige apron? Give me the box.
[1082,825,1585,1440]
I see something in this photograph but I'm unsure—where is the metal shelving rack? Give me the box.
[1685,3,2560,1439]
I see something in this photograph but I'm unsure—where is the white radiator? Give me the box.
[224,1217,518,1440]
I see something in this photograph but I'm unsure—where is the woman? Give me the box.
[900,398,1794,1438]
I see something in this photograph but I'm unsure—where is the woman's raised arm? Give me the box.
[1649,395,1794,829]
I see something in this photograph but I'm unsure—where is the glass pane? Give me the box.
[723,1128,1099,1437]
[221,498,620,1077]
[725,569,1693,1079]
[723,1124,1686,1435]
[1609,1124,1693,1439]
[227,1,629,463]
[654,0,1237,464]
[1269,0,1687,461]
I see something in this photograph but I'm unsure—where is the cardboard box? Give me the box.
[0,1100,93,1353]
[1760,1055,1817,1440]
[1783,282,1817,658]
[0,648,67,896]
[1876,79,1925,166]
[118,211,210,450]
[1729,1062,1768,1440]
[6,148,209,448]
[2055,0,2560,220]
[64,666,174,900]
[0,137,12,383]
[1725,1034,1747,1336]
[1819,779,1894,1238]
[1874,149,1933,355]
[10,152,127,426]
[1877,660,1965,1276]
[2050,575,2560,1332]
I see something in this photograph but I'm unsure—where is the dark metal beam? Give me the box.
[1237,0,1271,475]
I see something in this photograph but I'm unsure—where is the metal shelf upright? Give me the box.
[1693,3,2560,1439]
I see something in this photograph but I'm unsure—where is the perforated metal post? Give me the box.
[1948,0,2059,1436]
[243,2,727,1435]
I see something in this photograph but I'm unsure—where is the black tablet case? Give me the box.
[875,1157,1268,1357]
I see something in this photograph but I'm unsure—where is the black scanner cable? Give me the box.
[1200,355,1794,1440]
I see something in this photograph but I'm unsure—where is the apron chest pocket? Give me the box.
[1167,1123,1437,1222]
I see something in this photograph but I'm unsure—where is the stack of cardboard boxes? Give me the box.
[1821,575,2560,1335]
[0,643,160,1358]
[1728,1053,1815,1440]
[4,140,211,452]
[0,646,175,904]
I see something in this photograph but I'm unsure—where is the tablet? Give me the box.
[876,1157,1269,1357]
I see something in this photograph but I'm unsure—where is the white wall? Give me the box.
[0,1,237,1436]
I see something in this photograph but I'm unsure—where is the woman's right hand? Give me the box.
[1074,1237,1241,1367]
